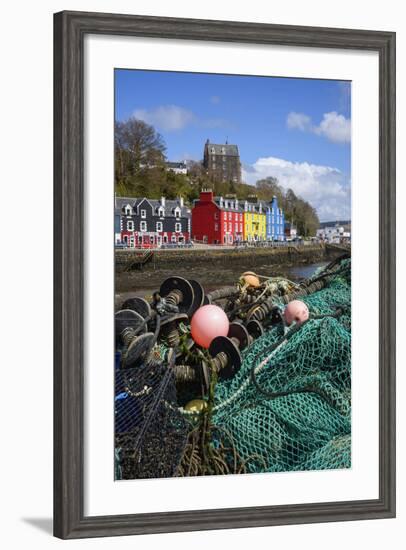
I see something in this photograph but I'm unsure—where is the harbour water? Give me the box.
[115,260,329,308]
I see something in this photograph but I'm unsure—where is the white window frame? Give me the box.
[140,221,147,232]
[127,220,134,231]
[171,234,177,243]
[124,205,132,216]
[175,222,181,233]
[156,222,163,232]
[141,209,147,219]
[158,207,165,218]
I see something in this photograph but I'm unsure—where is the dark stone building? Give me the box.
[115,196,190,248]
[203,139,241,184]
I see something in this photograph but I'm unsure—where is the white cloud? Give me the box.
[314,111,351,143]
[286,110,351,144]
[286,112,312,131]
[242,156,350,221]
[210,95,221,104]
[133,104,229,132]
[134,105,196,131]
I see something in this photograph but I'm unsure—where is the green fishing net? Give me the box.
[212,261,351,473]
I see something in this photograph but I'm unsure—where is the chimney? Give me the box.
[235,198,239,209]
[160,196,166,207]
[179,196,184,207]
[200,189,214,202]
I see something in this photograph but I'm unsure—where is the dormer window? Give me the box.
[211,147,215,154]
[141,209,146,219]
[124,205,132,216]
[158,206,165,218]
[221,147,226,154]
[174,207,181,219]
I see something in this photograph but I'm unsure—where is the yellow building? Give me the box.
[243,198,266,241]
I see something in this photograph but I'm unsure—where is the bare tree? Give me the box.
[115,117,166,183]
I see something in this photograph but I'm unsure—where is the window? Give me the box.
[235,223,238,232]
[127,220,134,231]
[223,212,227,220]
[141,209,146,219]
[174,208,181,219]
[175,223,181,232]
[229,223,232,232]
[124,205,132,216]
[228,212,232,220]
[221,147,226,154]
[163,235,168,243]
[140,221,147,232]
[156,222,163,232]
[214,212,218,220]
[240,214,243,221]
[158,207,164,218]
[214,223,218,231]
[171,235,177,243]
[240,223,243,233]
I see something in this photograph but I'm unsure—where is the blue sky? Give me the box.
[115,69,351,221]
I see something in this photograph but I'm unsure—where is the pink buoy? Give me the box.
[284,300,309,326]
[191,305,229,349]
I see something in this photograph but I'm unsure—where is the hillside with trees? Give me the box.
[115,117,319,236]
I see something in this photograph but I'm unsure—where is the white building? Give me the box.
[165,161,188,175]
[317,224,351,244]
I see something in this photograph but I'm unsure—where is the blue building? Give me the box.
[266,196,285,241]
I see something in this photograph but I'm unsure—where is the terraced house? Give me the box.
[192,190,243,245]
[115,196,191,248]
[266,195,285,241]
[243,196,266,242]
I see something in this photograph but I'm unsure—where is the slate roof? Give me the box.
[166,161,187,169]
[115,196,190,217]
[205,142,239,156]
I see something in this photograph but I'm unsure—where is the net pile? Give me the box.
[114,257,352,478]
[115,361,188,479]
[211,261,351,473]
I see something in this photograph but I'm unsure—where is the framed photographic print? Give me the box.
[54,10,396,539]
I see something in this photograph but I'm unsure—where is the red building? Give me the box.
[192,190,243,245]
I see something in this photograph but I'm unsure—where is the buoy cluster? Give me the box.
[115,272,309,412]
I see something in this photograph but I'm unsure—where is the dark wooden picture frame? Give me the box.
[54,10,396,539]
